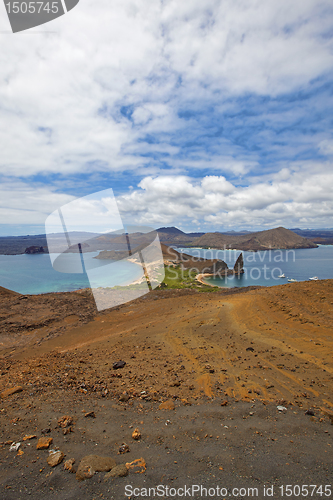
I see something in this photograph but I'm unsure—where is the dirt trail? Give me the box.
[1,281,332,410]
[0,282,332,498]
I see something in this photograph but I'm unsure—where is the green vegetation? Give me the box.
[160,265,219,292]
[91,265,219,293]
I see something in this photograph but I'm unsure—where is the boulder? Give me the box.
[76,455,116,481]
[104,464,128,480]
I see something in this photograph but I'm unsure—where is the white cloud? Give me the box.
[0,180,75,224]
[0,0,332,179]
[0,0,333,231]
[319,139,333,156]
[117,168,333,229]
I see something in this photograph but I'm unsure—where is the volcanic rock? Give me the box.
[64,458,76,472]
[113,361,126,370]
[47,450,64,467]
[104,464,128,479]
[57,415,73,428]
[25,246,45,254]
[159,400,175,410]
[233,252,244,274]
[132,428,141,440]
[36,437,53,450]
[76,455,116,481]
[118,443,130,454]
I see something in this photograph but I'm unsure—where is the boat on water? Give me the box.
[309,276,319,281]
[288,278,297,282]
[278,273,285,278]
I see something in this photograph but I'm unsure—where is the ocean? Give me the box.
[176,245,333,288]
[0,245,332,294]
[0,251,143,295]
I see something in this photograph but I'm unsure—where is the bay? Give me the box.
[0,252,143,295]
[1,245,332,294]
[175,245,333,288]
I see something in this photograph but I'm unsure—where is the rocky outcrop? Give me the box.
[233,252,244,274]
[25,246,45,254]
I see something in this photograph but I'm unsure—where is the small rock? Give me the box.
[47,450,64,467]
[113,361,126,370]
[64,458,76,472]
[41,428,51,434]
[159,400,175,410]
[132,428,141,440]
[84,411,96,418]
[63,427,73,435]
[76,465,94,481]
[246,347,254,352]
[181,398,191,406]
[104,464,128,480]
[277,406,287,412]
[305,409,315,416]
[9,442,20,452]
[220,400,228,407]
[36,437,53,450]
[58,415,73,428]
[0,386,23,399]
[126,457,146,473]
[23,435,36,441]
[119,393,130,402]
[118,443,130,454]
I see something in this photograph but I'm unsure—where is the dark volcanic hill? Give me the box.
[190,227,318,251]
[0,226,318,255]
[156,227,197,244]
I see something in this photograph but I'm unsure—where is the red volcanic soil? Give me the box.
[0,282,332,498]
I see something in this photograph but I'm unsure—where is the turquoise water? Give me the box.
[1,245,332,294]
[176,245,333,288]
[0,252,143,295]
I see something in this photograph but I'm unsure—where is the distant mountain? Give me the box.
[156,227,195,244]
[288,228,333,244]
[190,227,318,251]
[0,226,322,255]
[156,226,185,234]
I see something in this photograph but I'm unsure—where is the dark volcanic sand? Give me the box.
[0,282,332,498]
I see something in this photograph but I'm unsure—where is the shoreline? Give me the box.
[196,272,216,287]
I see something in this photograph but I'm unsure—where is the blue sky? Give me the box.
[0,0,333,235]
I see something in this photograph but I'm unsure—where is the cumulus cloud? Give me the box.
[0,0,332,176]
[117,169,333,230]
[0,0,333,231]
